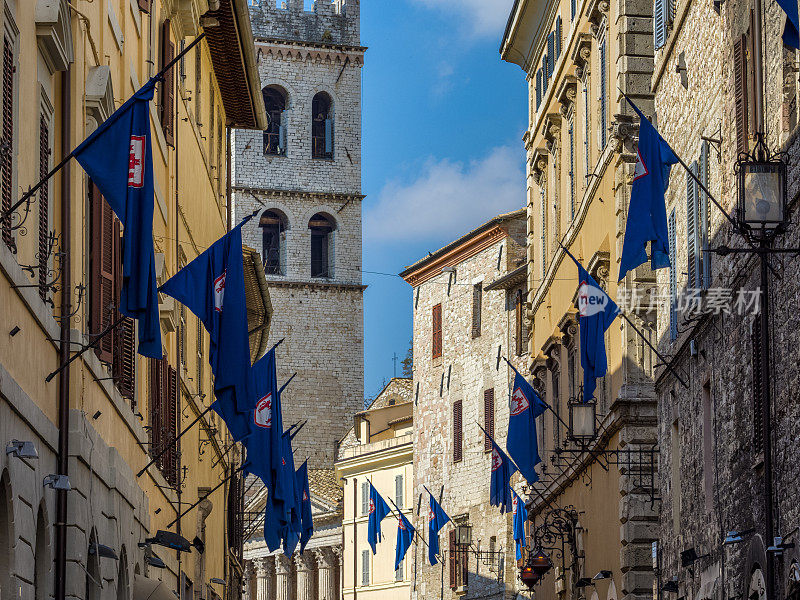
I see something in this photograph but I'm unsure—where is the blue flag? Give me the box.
[239,349,279,483]
[427,488,451,566]
[512,489,527,561]
[296,460,314,554]
[486,431,518,514]
[505,363,547,486]
[395,510,416,571]
[367,482,391,554]
[73,78,161,358]
[778,0,800,49]
[618,98,679,282]
[564,250,620,403]
[261,381,291,553]
[160,220,253,420]
[280,428,301,556]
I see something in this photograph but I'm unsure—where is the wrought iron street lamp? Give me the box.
[568,398,596,443]
[737,137,787,240]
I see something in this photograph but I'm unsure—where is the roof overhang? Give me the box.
[204,0,267,129]
[500,0,554,74]
[243,246,272,363]
[485,264,527,291]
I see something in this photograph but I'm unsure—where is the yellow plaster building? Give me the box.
[336,378,414,600]
[501,0,659,599]
[0,0,266,599]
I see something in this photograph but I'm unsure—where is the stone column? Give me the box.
[294,553,316,600]
[315,548,337,600]
[276,554,292,600]
[254,557,274,600]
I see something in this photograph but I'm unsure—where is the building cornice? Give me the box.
[233,185,365,203]
[254,38,366,65]
[264,279,366,292]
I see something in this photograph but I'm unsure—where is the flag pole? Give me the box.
[0,33,207,225]
[278,372,297,395]
[137,404,215,477]
[44,316,127,382]
[167,463,242,528]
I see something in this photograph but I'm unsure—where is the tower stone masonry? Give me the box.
[232,0,365,469]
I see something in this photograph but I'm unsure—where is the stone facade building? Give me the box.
[400,209,529,600]
[501,0,660,600]
[336,377,414,600]
[651,0,800,596]
[233,1,364,595]
[0,0,267,598]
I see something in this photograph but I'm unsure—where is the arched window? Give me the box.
[34,505,49,600]
[311,92,333,159]
[262,86,287,156]
[309,213,335,278]
[260,209,288,275]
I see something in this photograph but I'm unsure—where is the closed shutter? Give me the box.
[38,114,49,300]
[1,37,13,250]
[149,358,164,463]
[599,30,608,149]
[515,291,524,356]
[432,304,442,359]
[362,550,370,586]
[542,55,549,93]
[453,400,463,462]
[699,142,711,289]
[571,0,577,20]
[686,162,699,288]
[449,530,457,589]
[547,33,555,77]
[361,481,369,515]
[752,318,764,449]
[90,183,118,364]
[536,69,542,110]
[166,365,178,487]
[396,559,403,581]
[160,20,175,145]
[555,16,562,59]
[114,317,136,406]
[668,210,678,340]
[472,284,482,338]
[654,0,666,50]
[395,474,403,508]
[484,389,495,452]
[568,118,575,218]
[733,35,749,155]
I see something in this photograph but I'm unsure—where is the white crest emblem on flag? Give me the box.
[578,279,609,317]
[491,447,502,472]
[128,136,145,188]
[399,517,407,531]
[254,393,272,428]
[369,499,375,514]
[632,147,649,182]
[213,270,227,313]
[429,506,435,522]
[303,490,309,501]
[512,495,518,515]
[510,386,529,416]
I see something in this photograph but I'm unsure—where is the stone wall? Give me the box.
[249,0,360,47]
[408,214,528,600]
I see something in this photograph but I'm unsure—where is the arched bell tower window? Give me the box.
[260,209,288,275]
[262,86,287,156]
[311,92,333,159]
[309,212,335,278]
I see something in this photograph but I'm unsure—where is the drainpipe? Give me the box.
[54,64,71,600]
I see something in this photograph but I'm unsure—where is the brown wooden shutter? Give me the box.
[149,358,163,461]
[472,284,482,338]
[113,317,137,407]
[89,183,118,364]
[733,34,749,156]
[1,37,14,251]
[160,20,175,145]
[484,389,495,452]
[752,318,764,449]
[38,114,49,300]
[165,365,179,487]
[515,292,523,356]
[432,304,442,359]
[449,530,457,589]
[137,0,152,13]
[453,399,463,462]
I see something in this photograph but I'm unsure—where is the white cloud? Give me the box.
[411,0,516,38]
[364,145,525,246]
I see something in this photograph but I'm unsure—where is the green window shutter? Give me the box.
[700,142,711,289]
[669,210,678,340]
[654,0,667,50]
[686,161,699,288]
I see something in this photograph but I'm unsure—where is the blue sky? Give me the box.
[360,0,528,401]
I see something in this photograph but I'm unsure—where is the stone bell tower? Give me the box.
[232,0,364,468]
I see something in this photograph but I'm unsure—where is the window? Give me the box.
[312,92,333,159]
[654,0,667,49]
[552,369,560,446]
[260,209,287,274]
[194,44,202,128]
[449,529,469,589]
[598,25,608,150]
[361,481,369,515]
[432,304,442,359]
[453,400,463,462]
[483,389,495,452]
[262,86,287,155]
[568,116,575,219]
[1,35,15,251]
[38,112,51,301]
[571,0,577,20]
[395,559,404,582]
[734,19,757,155]
[535,69,543,111]
[583,81,591,184]
[699,142,711,289]
[540,184,547,278]
[159,20,175,145]
[686,161,700,288]
[361,550,370,586]
[395,474,404,508]
[472,283,482,338]
[668,210,677,340]
[149,359,179,487]
[515,290,528,356]
[309,212,335,278]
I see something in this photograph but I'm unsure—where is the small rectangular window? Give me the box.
[361,481,369,516]
[361,549,370,586]
[432,304,443,359]
[396,559,404,582]
[472,284,482,338]
[453,400,463,463]
[395,474,404,508]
